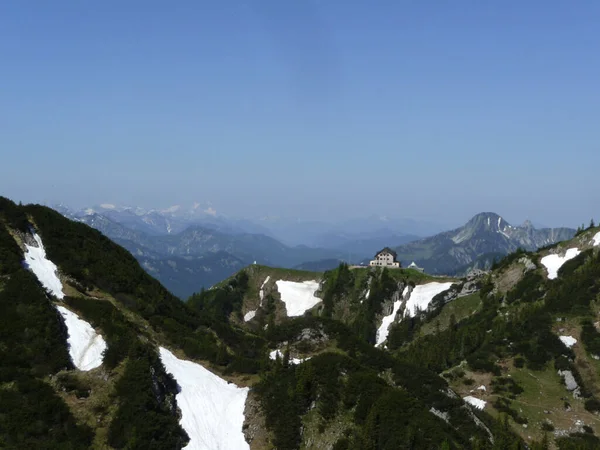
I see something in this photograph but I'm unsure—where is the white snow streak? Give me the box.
[592,232,600,247]
[23,232,65,299]
[56,306,106,371]
[463,396,486,410]
[159,347,249,450]
[559,336,577,348]
[375,286,409,347]
[541,248,581,280]
[404,282,453,317]
[244,276,272,322]
[259,276,271,302]
[276,280,321,317]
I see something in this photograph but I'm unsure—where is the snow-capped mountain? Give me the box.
[55,202,273,236]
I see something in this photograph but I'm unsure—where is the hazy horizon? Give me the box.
[2,2,599,229]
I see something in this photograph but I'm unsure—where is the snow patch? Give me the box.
[498,230,510,239]
[592,232,600,247]
[430,407,450,423]
[541,248,581,279]
[259,276,271,303]
[159,347,249,450]
[376,286,409,347]
[559,336,577,348]
[404,282,453,317]
[464,396,486,410]
[162,205,181,213]
[243,310,256,322]
[24,231,65,299]
[269,349,311,365]
[276,280,321,317]
[56,306,106,371]
[477,385,487,392]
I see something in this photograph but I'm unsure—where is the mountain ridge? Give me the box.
[391,212,576,275]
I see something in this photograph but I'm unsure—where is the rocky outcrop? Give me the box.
[243,392,268,447]
[558,370,581,399]
[379,281,407,317]
[427,273,482,312]
[518,256,537,273]
[297,327,329,346]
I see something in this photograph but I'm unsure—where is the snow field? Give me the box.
[404,282,454,318]
[559,336,577,348]
[540,248,581,280]
[276,280,321,317]
[592,232,600,247]
[159,347,250,450]
[463,396,486,410]
[23,232,65,299]
[56,306,107,371]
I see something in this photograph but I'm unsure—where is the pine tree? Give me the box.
[283,345,290,369]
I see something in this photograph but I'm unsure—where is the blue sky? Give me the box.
[1,1,599,228]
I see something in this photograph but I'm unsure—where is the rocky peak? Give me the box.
[452,212,511,244]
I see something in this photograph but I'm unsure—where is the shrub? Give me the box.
[584,398,600,413]
[541,421,555,432]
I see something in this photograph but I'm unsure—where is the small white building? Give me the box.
[407,261,425,273]
[369,248,401,268]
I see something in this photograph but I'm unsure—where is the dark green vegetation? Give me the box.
[257,316,523,450]
[107,342,188,449]
[0,201,92,448]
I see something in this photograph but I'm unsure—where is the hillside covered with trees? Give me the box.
[1,196,599,449]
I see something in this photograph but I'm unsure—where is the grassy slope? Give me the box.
[420,292,482,336]
[428,227,600,448]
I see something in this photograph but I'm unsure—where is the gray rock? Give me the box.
[558,370,581,398]
[518,257,537,272]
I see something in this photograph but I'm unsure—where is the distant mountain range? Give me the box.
[55,203,272,237]
[55,205,576,295]
[390,212,576,275]
[60,212,358,297]
[52,204,426,296]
